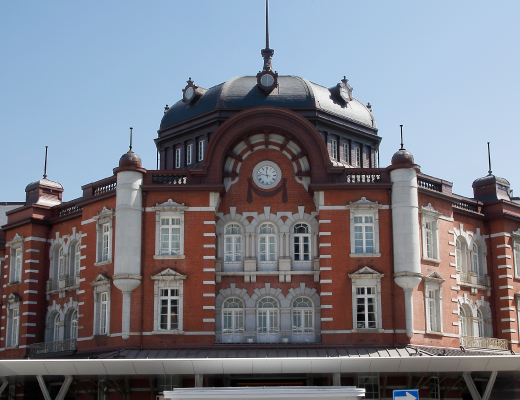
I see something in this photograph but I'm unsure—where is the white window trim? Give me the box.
[348,266,384,333]
[257,222,278,264]
[93,207,114,265]
[343,143,349,164]
[91,274,111,336]
[223,223,244,264]
[355,146,361,167]
[151,268,186,334]
[423,271,445,334]
[346,197,381,257]
[198,140,205,162]
[175,148,182,169]
[420,204,442,263]
[512,230,520,279]
[330,138,337,160]
[5,293,21,348]
[291,222,312,266]
[152,199,188,259]
[7,234,24,284]
[187,144,193,165]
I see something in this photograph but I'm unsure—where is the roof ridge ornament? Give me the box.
[43,145,48,179]
[487,141,492,176]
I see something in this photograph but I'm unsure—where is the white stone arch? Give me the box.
[45,302,64,342]
[458,296,477,317]
[286,283,321,342]
[215,284,251,309]
[467,229,488,275]
[224,133,311,191]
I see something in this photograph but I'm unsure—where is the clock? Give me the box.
[184,87,194,101]
[253,161,282,189]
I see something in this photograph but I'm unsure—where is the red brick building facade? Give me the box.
[0,46,519,400]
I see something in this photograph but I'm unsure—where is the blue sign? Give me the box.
[393,389,419,400]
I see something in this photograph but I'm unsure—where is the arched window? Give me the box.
[291,297,315,342]
[53,313,60,342]
[456,238,467,272]
[258,223,277,262]
[257,297,279,342]
[58,246,65,278]
[222,297,244,342]
[293,223,311,261]
[459,305,471,337]
[477,309,485,338]
[65,309,78,340]
[224,224,242,262]
[472,244,480,275]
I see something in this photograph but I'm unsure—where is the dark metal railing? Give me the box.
[152,174,187,185]
[93,179,117,195]
[454,200,480,213]
[56,204,82,217]
[30,339,77,355]
[418,177,442,192]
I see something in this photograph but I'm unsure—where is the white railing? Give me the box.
[458,272,490,287]
[460,335,508,351]
[46,280,59,292]
[29,338,77,355]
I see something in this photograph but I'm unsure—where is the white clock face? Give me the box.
[185,87,194,100]
[257,166,277,186]
[253,161,282,189]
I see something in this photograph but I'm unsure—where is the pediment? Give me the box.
[7,233,24,247]
[152,199,188,212]
[348,266,384,279]
[424,270,445,283]
[91,274,111,286]
[512,229,520,239]
[151,268,187,281]
[93,206,114,222]
[6,293,21,304]
[346,197,381,210]
[421,203,442,217]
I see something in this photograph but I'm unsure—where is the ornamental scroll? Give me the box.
[247,178,288,204]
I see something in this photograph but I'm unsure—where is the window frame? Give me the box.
[343,142,349,164]
[357,373,380,400]
[292,222,311,262]
[151,268,186,334]
[222,297,245,337]
[5,293,21,348]
[159,216,182,256]
[175,148,181,169]
[258,222,278,263]
[7,234,24,284]
[420,204,442,263]
[513,232,520,279]
[93,207,114,265]
[355,146,361,167]
[158,288,181,332]
[424,272,444,334]
[348,266,384,332]
[198,140,205,162]
[153,200,188,259]
[91,274,111,336]
[330,138,337,160]
[346,198,381,258]
[224,223,243,263]
[186,144,193,165]
[257,297,280,334]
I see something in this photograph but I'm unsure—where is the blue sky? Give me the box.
[1,1,519,201]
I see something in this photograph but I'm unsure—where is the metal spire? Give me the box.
[400,125,404,150]
[487,142,492,175]
[129,127,133,152]
[43,146,48,179]
[266,0,270,50]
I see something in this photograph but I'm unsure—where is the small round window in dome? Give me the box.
[260,74,274,87]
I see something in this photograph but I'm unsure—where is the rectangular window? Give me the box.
[429,376,440,400]
[100,292,108,335]
[14,248,22,283]
[160,217,181,256]
[356,287,377,329]
[175,148,181,169]
[186,144,193,165]
[102,224,110,262]
[343,143,349,163]
[358,373,379,400]
[159,288,179,331]
[157,376,180,394]
[425,221,434,259]
[427,290,437,332]
[198,140,205,162]
[354,216,374,254]
[355,147,361,167]
[294,236,310,261]
[330,139,337,160]
[10,309,19,347]
[259,236,276,261]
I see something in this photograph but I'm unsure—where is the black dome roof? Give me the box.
[160,76,375,131]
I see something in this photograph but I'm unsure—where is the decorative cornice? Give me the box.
[91,274,111,287]
[151,268,187,281]
[348,266,385,279]
[6,293,21,304]
[6,233,24,248]
[346,197,382,210]
[420,203,443,218]
[424,270,445,284]
[152,199,188,212]
[93,206,114,223]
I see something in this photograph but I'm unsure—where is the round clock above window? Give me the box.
[182,77,206,105]
[253,161,282,189]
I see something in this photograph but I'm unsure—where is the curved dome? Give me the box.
[160,76,376,131]
[119,150,142,169]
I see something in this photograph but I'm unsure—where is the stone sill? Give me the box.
[216,271,319,276]
[4,346,19,350]
[425,331,444,336]
[46,286,80,296]
[351,329,384,333]
[7,281,20,286]
[94,260,113,267]
[151,330,184,335]
[349,253,382,258]
[93,334,109,338]
[153,255,186,260]
[422,257,441,264]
